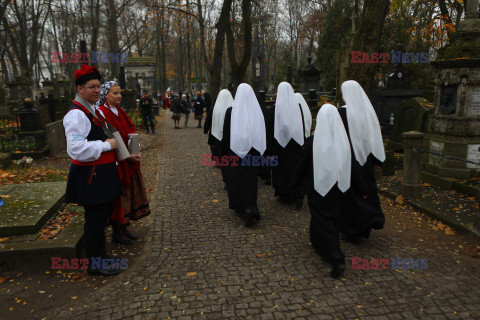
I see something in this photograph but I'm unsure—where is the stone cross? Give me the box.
[465,0,479,19]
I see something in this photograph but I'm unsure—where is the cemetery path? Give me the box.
[44,110,480,320]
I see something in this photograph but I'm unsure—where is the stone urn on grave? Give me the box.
[424,2,480,179]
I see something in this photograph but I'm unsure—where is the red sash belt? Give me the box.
[72,151,116,166]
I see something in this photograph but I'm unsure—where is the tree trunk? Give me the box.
[197,0,233,102]
[346,0,390,95]
[225,0,253,92]
[105,0,120,78]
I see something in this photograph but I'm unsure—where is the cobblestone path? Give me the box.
[48,114,480,320]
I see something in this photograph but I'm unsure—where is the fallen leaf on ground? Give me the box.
[187,272,197,277]
[395,195,404,205]
[256,253,266,258]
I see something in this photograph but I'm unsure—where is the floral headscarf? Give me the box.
[96,81,118,107]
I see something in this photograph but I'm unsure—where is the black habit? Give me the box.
[337,107,385,238]
[220,108,261,216]
[267,104,305,203]
[295,136,345,265]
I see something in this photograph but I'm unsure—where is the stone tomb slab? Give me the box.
[0,182,66,236]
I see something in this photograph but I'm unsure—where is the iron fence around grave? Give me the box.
[0,131,47,153]
[0,110,20,134]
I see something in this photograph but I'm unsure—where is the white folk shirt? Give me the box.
[63,101,111,162]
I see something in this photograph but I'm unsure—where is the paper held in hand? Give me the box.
[113,131,131,161]
[128,133,140,155]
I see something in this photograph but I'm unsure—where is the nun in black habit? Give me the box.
[256,92,272,185]
[295,103,351,278]
[208,89,234,185]
[268,82,305,206]
[338,80,386,241]
[221,83,267,227]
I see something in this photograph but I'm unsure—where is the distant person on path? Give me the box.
[221,83,266,227]
[63,64,121,276]
[164,90,171,110]
[338,80,386,242]
[96,81,151,246]
[295,104,351,278]
[181,94,191,127]
[171,93,183,129]
[140,89,155,134]
[268,82,305,207]
[193,91,205,128]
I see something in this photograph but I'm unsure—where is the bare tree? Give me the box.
[1,0,51,80]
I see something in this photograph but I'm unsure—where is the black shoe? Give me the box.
[121,225,138,240]
[342,234,362,243]
[112,222,134,245]
[243,209,255,227]
[253,212,261,221]
[295,198,303,209]
[87,267,121,276]
[330,264,345,279]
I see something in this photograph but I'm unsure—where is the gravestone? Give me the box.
[387,97,433,151]
[298,57,322,92]
[19,99,41,132]
[424,3,480,178]
[45,120,66,156]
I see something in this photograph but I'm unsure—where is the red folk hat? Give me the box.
[74,64,102,86]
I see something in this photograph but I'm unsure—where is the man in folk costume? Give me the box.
[208,89,234,187]
[295,104,351,278]
[338,80,386,242]
[96,81,151,246]
[268,82,305,207]
[221,83,266,227]
[63,64,122,276]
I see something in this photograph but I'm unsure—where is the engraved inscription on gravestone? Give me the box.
[468,86,480,116]
[466,144,480,169]
[428,141,445,165]
[400,108,418,133]
[438,85,457,115]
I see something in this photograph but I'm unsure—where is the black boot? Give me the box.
[330,263,346,279]
[121,224,138,240]
[243,208,255,227]
[112,222,133,245]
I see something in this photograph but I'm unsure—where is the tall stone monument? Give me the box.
[425,3,480,178]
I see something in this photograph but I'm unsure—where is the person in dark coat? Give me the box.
[337,80,386,242]
[171,94,183,129]
[181,94,191,127]
[267,82,305,207]
[140,89,155,134]
[221,83,266,227]
[193,91,205,128]
[295,103,351,278]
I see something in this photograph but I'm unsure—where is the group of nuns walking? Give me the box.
[204,80,386,278]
